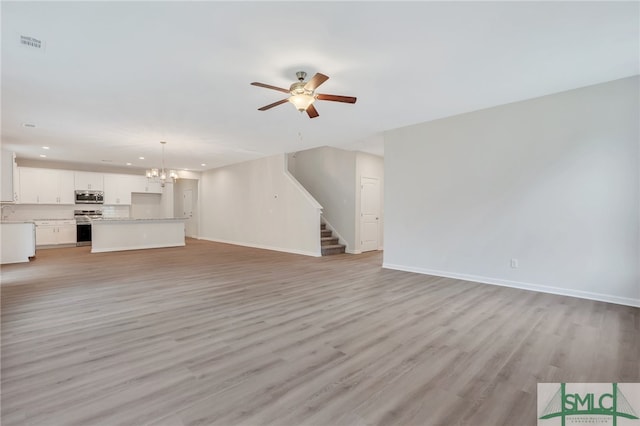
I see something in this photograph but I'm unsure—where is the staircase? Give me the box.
[321,223,346,256]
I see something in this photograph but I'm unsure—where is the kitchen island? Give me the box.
[91,218,186,253]
[1,221,36,264]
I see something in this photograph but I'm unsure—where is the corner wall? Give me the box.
[199,154,322,257]
[384,76,639,306]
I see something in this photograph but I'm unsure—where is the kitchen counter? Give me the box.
[91,217,185,253]
[92,217,185,222]
[1,220,36,224]
[1,222,36,264]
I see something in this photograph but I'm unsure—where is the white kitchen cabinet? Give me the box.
[58,171,75,204]
[75,171,104,191]
[1,150,16,202]
[18,168,75,204]
[57,222,77,244]
[104,174,134,205]
[35,224,57,245]
[131,176,163,194]
[35,220,76,246]
[18,168,40,203]
[143,180,163,194]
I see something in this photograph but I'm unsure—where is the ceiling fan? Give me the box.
[251,71,357,119]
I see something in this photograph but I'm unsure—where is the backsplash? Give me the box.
[101,205,131,218]
[130,193,163,219]
[1,204,130,221]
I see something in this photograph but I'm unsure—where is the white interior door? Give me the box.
[360,176,380,252]
[183,188,194,237]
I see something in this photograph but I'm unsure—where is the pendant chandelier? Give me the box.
[145,141,178,187]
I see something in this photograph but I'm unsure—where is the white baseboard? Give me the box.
[199,237,321,258]
[92,242,186,253]
[382,263,640,308]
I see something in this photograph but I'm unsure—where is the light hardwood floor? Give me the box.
[1,239,638,425]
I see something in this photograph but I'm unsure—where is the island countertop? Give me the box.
[92,217,186,223]
[91,218,186,253]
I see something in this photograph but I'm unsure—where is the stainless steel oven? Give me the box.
[74,210,102,246]
[75,190,104,204]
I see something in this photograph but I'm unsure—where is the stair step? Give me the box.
[320,223,326,230]
[321,237,339,246]
[321,244,346,256]
[320,229,332,237]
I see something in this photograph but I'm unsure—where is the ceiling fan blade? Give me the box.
[258,99,289,111]
[304,73,329,91]
[306,104,319,118]
[251,82,290,94]
[316,94,357,104]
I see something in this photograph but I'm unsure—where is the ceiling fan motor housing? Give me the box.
[290,81,313,95]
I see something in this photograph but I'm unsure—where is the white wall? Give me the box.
[1,149,15,202]
[131,193,163,219]
[289,146,357,252]
[199,154,322,257]
[384,76,639,307]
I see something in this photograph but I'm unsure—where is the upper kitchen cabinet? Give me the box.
[131,176,163,194]
[75,171,104,191]
[18,168,75,204]
[0,149,17,202]
[103,174,134,205]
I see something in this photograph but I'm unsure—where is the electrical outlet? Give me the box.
[510,258,519,268]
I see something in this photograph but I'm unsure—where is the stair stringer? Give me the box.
[321,216,358,254]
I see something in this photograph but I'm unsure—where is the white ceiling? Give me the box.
[2,1,638,173]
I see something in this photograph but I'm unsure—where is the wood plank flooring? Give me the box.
[1,239,638,425]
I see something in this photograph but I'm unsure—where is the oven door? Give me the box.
[76,223,92,246]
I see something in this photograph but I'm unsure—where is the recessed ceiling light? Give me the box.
[22,123,36,128]
[42,146,49,150]
[39,154,46,158]
[201,163,206,167]
[126,162,132,166]
[139,156,145,160]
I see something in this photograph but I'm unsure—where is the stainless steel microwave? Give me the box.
[75,190,104,204]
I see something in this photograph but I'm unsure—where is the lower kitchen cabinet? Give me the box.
[35,220,77,246]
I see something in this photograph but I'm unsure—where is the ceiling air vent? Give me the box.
[20,35,43,50]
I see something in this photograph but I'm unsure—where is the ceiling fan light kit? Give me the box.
[251,71,356,118]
